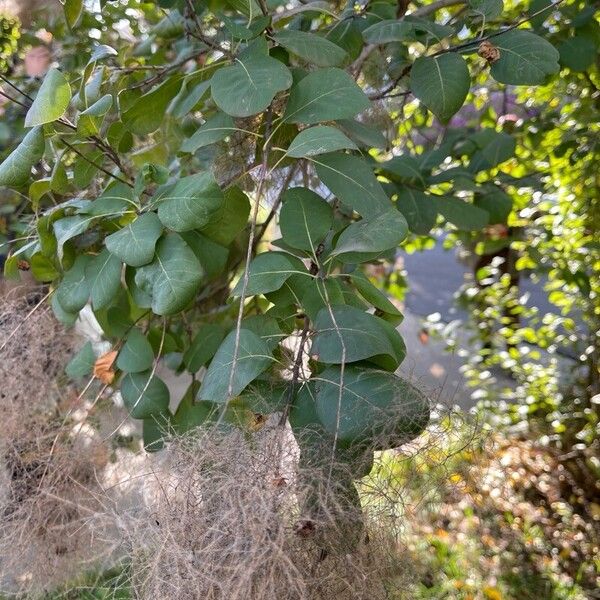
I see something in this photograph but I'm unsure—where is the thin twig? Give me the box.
[432,0,567,56]
[0,72,34,102]
[410,0,466,18]
[0,89,30,110]
[364,0,565,99]
[61,138,134,188]
[225,108,274,404]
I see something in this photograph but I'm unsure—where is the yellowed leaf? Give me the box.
[483,586,503,600]
[93,350,118,384]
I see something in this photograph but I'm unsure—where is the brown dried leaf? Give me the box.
[93,350,117,384]
[250,413,268,432]
[478,41,501,64]
[294,519,316,538]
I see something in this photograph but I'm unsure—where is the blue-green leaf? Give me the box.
[135,233,204,315]
[156,173,224,232]
[25,69,71,127]
[490,30,560,85]
[198,329,273,403]
[410,53,470,123]
[105,212,163,267]
[211,55,292,117]
[283,68,370,125]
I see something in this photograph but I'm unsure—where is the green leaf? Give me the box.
[62,0,84,28]
[239,378,287,413]
[122,76,181,135]
[232,252,306,296]
[156,172,224,232]
[100,304,134,338]
[283,68,370,125]
[25,69,71,127]
[77,93,112,136]
[362,18,453,45]
[221,14,270,40]
[37,214,58,257]
[51,293,79,326]
[135,233,204,315]
[86,248,123,310]
[362,20,415,44]
[381,155,426,185]
[325,18,364,61]
[314,152,391,218]
[224,0,262,19]
[151,9,185,38]
[300,278,345,322]
[54,216,90,260]
[89,44,118,62]
[72,148,103,189]
[337,119,387,149]
[528,0,553,29]
[435,196,489,230]
[474,189,512,224]
[180,230,229,280]
[211,54,292,117]
[274,30,347,67]
[279,187,333,251]
[410,53,470,123]
[55,254,92,313]
[331,209,408,262]
[348,272,403,324]
[121,371,170,418]
[183,324,227,373]
[490,30,560,85]
[143,412,171,452]
[197,329,273,403]
[287,125,356,158]
[126,266,152,308]
[65,341,95,379]
[117,329,155,373]
[312,305,403,370]
[0,126,45,188]
[395,188,438,235]
[469,131,516,171]
[50,161,69,194]
[29,178,51,206]
[79,187,131,218]
[168,76,211,119]
[78,67,103,109]
[469,0,503,19]
[30,253,59,282]
[106,212,163,267]
[200,186,250,246]
[173,382,217,433]
[241,315,283,351]
[181,112,237,153]
[404,16,454,44]
[314,366,430,449]
[264,272,312,306]
[558,36,596,72]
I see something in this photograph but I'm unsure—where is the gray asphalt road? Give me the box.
[402,236,556,321]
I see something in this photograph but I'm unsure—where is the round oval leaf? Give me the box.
[279,187,333,251]
[410,53,470,123]
[25,68,71,127]
[314,366,430,448]
[211,55,292,117]
[121,370,170,419]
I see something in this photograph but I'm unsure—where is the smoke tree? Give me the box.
[0,0,579,532]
